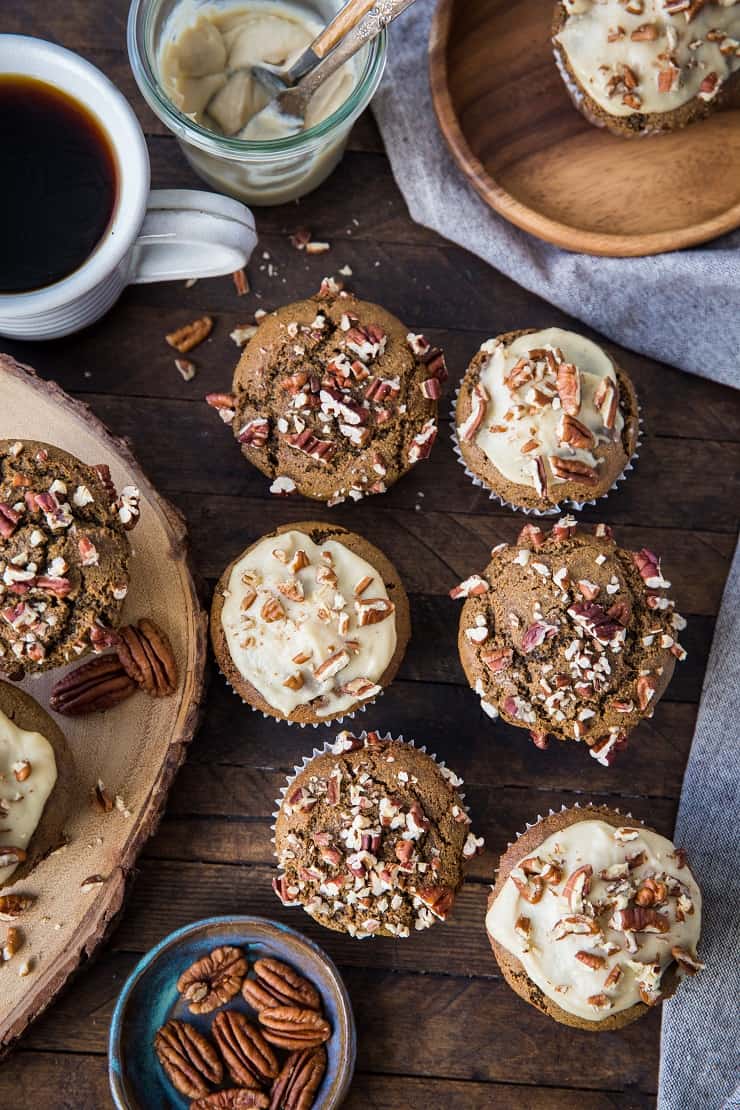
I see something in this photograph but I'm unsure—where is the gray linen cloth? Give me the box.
[371,4,740,1105]
[371,1,740,386]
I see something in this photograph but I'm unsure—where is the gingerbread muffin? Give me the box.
[451,518,686,764]
[0,440,135,676]
[211,523,410,726]
[486,804,704,1030]
[273,731,484,938]
[206,281,446,505]
[553,0,740,137]
[454,328,640,512]
[0,681,75,888]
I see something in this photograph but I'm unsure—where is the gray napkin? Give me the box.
[657,537,740,1110]
[372,5,740,1105]
[371,0,740,385]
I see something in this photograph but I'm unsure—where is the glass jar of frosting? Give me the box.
[127,0,387,205]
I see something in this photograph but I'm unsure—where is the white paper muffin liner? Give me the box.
[218,666,376,729]
[450,385,643,517]
[271,731,480,936]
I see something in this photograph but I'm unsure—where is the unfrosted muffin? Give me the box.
[273,731,484,938]
[0,440,134,676]
[0,681,75,888]
[486,804,704,1029]
[452,518,686,763]
[553,0,740,137]
[206,282,446,505]
[455,329,640,511]
[211,523,410,726]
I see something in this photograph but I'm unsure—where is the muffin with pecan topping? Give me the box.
[454,328,639,512]
[206,280,446,505]
[211,523,410,726]
[452,518,686,763]
[487,804,704,1029]
[273,731,484,938]
[0,440,136,676]
[553,0,740,138]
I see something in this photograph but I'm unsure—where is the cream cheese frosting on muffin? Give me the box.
[487,816,703,1023]
[455,329,639,510]
[216,527,406,723]
[554,0,740,125]
[0,707,57,885]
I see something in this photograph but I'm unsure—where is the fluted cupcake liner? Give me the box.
[450,386,643,517]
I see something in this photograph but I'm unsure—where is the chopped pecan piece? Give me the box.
[611,907,669,934]
[517,523,545,548]
[549,456,599,485]
[556,362,581,415]
[354,597,395,627]
[559,413,595,449]
[576,950,605,970]
[563,865,593,913]
[417,884,456,920]
[636,674,657,712]
[635,877,667,907]
[481,647,512,674]
[166,316,213,353]
[671,946,704,975]
[0,893,36,918]
[458,382,488,442]
[239,418,270,448]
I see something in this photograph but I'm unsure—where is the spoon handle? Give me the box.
[292,0,419,99]
[312,0,379,59]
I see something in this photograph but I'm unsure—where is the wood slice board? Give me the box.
[0,353,207,1053]
[429,0,740,256]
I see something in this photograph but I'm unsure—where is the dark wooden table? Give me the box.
[3,4,739,1107]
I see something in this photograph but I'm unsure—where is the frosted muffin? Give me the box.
[487,804,704,1029]
[455,329,639,511]
[553,0,740,137]
[211,523,410,725]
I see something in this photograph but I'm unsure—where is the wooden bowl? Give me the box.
[429,0,740,256]
[109,916,356,1109]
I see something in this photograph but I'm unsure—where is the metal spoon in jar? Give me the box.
[240,0,418,141]
[250,0,379,99]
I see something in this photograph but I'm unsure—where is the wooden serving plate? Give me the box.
[0,354,207,1053]
[429,0,740,256]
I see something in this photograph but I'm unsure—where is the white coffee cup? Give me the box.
[0,35,258,341]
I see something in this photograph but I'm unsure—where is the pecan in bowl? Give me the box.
[109,917,355,1110]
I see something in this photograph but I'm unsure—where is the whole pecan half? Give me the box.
[257,1007,331,1051]
[177,946,248,1014]
[270,1046,327,1110]
[49,655,137,716]
[251,958,321,1012]
[212,1010,279,1087]
[191,1091,270,1110]
[117,619,177,698]
[154,1019,222,1099]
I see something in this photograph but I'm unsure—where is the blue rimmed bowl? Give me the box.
[109,915,356,1109]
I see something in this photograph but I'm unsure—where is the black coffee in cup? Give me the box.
[0,75,117,293]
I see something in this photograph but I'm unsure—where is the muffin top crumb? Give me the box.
[0,440,134,674]
[208,283,446,504]
[273,731,484,938]
[453,518,686,762]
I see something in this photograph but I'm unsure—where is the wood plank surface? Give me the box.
[1,2,738,1106]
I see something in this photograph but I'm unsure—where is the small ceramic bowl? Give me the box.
[109,915,356,1109]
